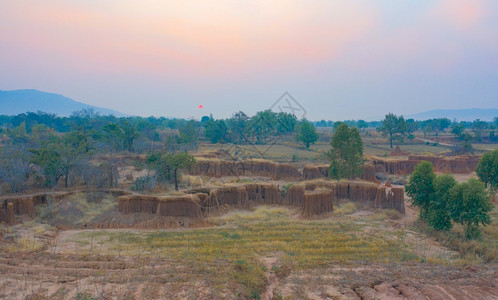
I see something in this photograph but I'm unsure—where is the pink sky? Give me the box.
[1,0,497,120]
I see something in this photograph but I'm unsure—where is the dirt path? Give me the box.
[260,255,281,300]
[416,137,455,147]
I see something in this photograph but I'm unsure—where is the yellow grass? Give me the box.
[69,206,417,267]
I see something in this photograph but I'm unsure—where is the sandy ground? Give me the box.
[2,203,497,300]
[1,250,496,299]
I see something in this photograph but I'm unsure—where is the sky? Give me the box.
[0,0,497,120]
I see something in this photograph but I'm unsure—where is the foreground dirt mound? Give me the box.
[273,263,498,300]
[1,250,496,299]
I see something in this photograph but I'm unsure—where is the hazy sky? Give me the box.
[1,0,497,120]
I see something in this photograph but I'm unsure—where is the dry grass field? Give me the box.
[1,135,497,299]
[1,197,497,299]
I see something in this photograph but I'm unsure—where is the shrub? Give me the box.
[476,149,498,192]
[428,174,457,231]
[450,179,494,239]
[405,161,435,220]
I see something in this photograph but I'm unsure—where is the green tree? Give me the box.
[377,113,407,148]
[59,131,91,187]
[276,112,297,134]
[30,131,90,188]
[204,119,228,144]
[405,161,436,220]
[406,118,418,140]
[102,122,124,152]
[357,120,367,130]
[423,121,434,138]
[227,111,248,144]
[296,120,318,148]
[30,139,64,188]
[146,152,172,183]
[476,149,498,193]
[179,121,199,149]
[146,152,196,191]
[436,118,451,134]
[333,121,345,130]
[168,152,196,191]
[4,122,30,146]
[450,178,493,239]
[250,110,277,143]
[471,119,488,142]
[451,123,465,138]
[429,174,457,231]
[455,133,474,154]
[120,120,139,152]
[327,123,364,179]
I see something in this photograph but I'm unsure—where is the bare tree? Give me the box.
[0,145,32,193]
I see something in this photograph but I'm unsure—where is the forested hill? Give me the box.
[0,89,126,117]
[407,108,498,122]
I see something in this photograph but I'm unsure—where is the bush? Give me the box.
[428,174,457,231]
[280,183,293,197]
[450,178,494,240]
[476,149,498,192]
[406,161,435,220]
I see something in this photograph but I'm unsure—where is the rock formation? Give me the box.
[373,155,480,175]
[246,183,283,205]
[301,163,378,183]
[302,165,329,180]
[361,163,378,182]
[408,155,479,174]
[189,159,301,180]
[371,159,420,175]
[293,180,405,213]
[285,184,305,206]
[302,189,334,217]
[118,194,202,218]
[6,203,16,225]
[0,189,132,226]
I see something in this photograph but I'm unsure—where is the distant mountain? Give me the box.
[0,89,127,117]
[407,108,498,122]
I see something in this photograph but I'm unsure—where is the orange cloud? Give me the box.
[432,0,486,30]
[0,1,378,79]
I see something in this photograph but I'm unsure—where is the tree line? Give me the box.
[377,113,498,150]
[0,109,320,193]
